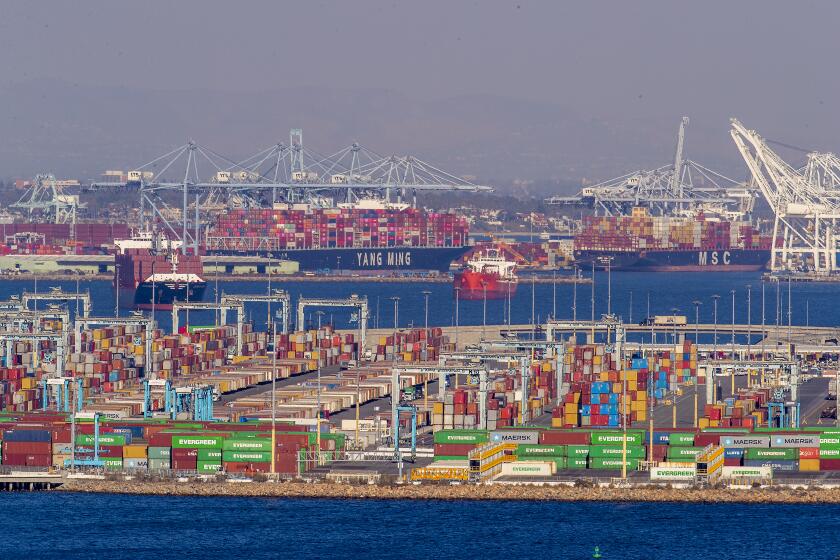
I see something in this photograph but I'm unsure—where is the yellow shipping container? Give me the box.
[698,417,710,429]
[635,409,646,422]
[552,418,564,428]
[800,459,820,472]
[623,370,638,382]
[123,445,148,459]
[433,402,444,414]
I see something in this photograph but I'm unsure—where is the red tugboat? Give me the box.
[454,249,518,300]
[114,231,206,310]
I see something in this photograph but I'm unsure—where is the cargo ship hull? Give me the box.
[209,246,470,272]
[120,281,208,310]
[455,273,517,300]
[574,249,770,272]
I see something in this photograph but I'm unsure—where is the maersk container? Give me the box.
[588,457,640,470]
[588,446,645,459]
[669,433,695,447]
[744,448,797,461]
[171,435,224,449]
[743,459,799,471]
[124,458,148,469]
[516,444,566,457]
[590,431,643,446]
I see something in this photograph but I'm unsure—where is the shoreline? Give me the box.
[0,273,586,284]
[55,479,840,504]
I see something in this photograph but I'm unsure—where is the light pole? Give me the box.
[572,264,578,342]
[315,310,325,464]
[787,276,792,349]
[730,289,736,359]
[552,270,556,320]
[606,257,612,316]
[271,321,277,476]
[454,287,460,348]
[267,257,272,331]
[482,281,487,341]
[746,285,752,360]
[761,281,766,360]
[150,260,156,322]
[114,263,120,317]
[692,300,701,346]
[422,290,431,331]
[531,274,536,341]
[390,296,400,350]
[712,294,720,360]
[590,261,595,342]
[671,307,680,345]
[628,290,633,325]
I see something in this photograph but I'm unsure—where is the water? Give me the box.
[4,271,837,335]
[1,493,838,559]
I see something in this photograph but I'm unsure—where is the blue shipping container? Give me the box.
[3,429,51,442]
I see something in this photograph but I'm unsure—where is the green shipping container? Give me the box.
[223,450,272,463]
[665,456,696,463]
[701,428,750,434]
[567,457,588,469]
[433,430,489,445]
[148,458,170,470]
[172,435,225,449]
[198,449,223,461]
[223,438,272,452]
[566,445,590,457]
[667,446,704,459]
[197,461,223,472]
[550,457,567,470]
[588,457,640,470]
[588,446,646,459]
[744,448,797,460]
[820,435,840,447]
[75,434,126,446]
[668,433,695,446]
[148,446,171,460]
[819,447,840,459]
[517,444,566,457]
[589,432,643,446]
[102,457,123,470]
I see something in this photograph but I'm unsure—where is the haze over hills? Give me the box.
[0,80,775,196]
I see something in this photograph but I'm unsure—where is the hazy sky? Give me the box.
[1,1,839,183]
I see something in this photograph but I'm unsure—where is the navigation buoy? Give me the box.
[592,546,602,558]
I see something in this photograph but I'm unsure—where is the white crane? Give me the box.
[730,118,840,273]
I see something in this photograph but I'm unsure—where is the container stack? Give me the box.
[207,206,469,252]
[275,325,355,367]
[374,328,447,362]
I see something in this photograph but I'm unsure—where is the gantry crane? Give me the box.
[730,118,840,273]
[547,117,756,218]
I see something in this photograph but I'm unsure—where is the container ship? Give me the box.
[0,222,130,254]
[205,200,470,272]
[574,208,772,271]
[454,249,518,300]
[115,232,206,310]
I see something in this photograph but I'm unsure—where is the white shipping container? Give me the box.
[500,461,556,477]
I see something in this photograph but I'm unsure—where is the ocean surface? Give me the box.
[5,270,838,337]
[1,493,838,560]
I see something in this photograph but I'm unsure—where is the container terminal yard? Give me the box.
[6,120,840,496]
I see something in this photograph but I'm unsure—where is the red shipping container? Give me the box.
[2,441,51,455]
[434,443,475,456]
[172,458,198,470]
[799,447,819,460]
[821,459,840,471]
[540,431,590,445]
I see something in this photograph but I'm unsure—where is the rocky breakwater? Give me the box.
[57,479,840,504]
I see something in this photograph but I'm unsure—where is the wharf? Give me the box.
[762,272,840,283]
[0,471,64,491]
